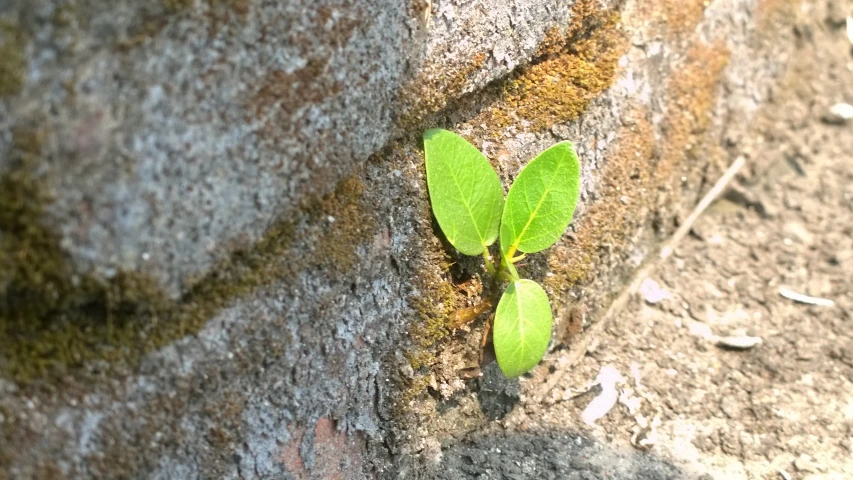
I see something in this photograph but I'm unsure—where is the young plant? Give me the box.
[423,128,581,378]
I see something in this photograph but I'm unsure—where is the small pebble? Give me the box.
[822,103,853,124]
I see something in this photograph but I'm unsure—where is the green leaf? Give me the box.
[493,279,553,378]
[424,129,505,256]
[499,141,580,258]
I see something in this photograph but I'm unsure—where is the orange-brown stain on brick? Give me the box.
[546,40,731,291]
[656,41,730,189]
[637,0,709,40]
[396,51,489,129]
[546,111,656,287]
[279,426,307,476]
[251,59,343,118]
[278,417,366,479]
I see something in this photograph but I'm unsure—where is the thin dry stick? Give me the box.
[532,156,745,403]
[659,156,746,260]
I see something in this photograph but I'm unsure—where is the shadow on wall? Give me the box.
[433,428,697,480]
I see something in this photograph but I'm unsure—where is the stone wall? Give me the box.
[0,0,799,477]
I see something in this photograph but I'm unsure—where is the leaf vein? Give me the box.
[511,162,565,251]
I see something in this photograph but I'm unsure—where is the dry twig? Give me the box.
[533,156,746,402]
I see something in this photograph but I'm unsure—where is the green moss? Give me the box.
[395,0,626,136]
[0,127,373,383]
[0,128,174,381]
[359,142,468,415]
[207,0,251,17]
[545,43,731,295]
[309,177,375,275]
[0,19,26,97]
[476,1,626,132]
[403,172,466,352]
[408,278,458,349]
[396,52,489,130]
[161,0,193,12]
[396,374,432,410]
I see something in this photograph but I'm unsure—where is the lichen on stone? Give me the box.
[545,112,656,289]
[476,0,627,132]
[546,41,731,295]
[0,19,26,97]
[0,126,375,384]
[396,51,489,130]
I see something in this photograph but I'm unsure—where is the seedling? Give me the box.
[423,129,581,378]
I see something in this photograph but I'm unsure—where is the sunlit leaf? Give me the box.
[493,279,553,378]
[423,129,505,255]
[500,141,580,257]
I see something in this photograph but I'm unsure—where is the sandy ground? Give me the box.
[435,2,853,479]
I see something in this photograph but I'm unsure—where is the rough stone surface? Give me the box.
[435,430,691,479]
[0,0,602,296]
[0,0,802,478]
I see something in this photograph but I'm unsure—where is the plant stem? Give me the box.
[486,248,520,283]
[502,244,528,264]
[498,251,521,282]
[482,250,496,275]
[496,268,517,283]
[504,260,520,282]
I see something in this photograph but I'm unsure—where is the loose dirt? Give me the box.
[436,2,853,478]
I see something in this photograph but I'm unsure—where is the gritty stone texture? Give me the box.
[0,0,597,297]
[435,430,692,479]
[504,3,853,477]
[0,0,802,478]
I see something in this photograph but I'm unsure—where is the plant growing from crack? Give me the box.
[423,129,581,378]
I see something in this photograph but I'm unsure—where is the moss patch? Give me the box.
[392,0,629,418]
[369,139,472,413]
[0,129,286,382]
[0,19,27,97]
[657,42,730,188]
[408,272,459,350]
[303,175,376,275]
[161,0,193,12]
[545,112,656,289]
[404,162,464,357]
[396,0,627,135]
[0,126,374,384]
[476,0,626,132]
[546,41,730,293]
[397,51,489,130]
